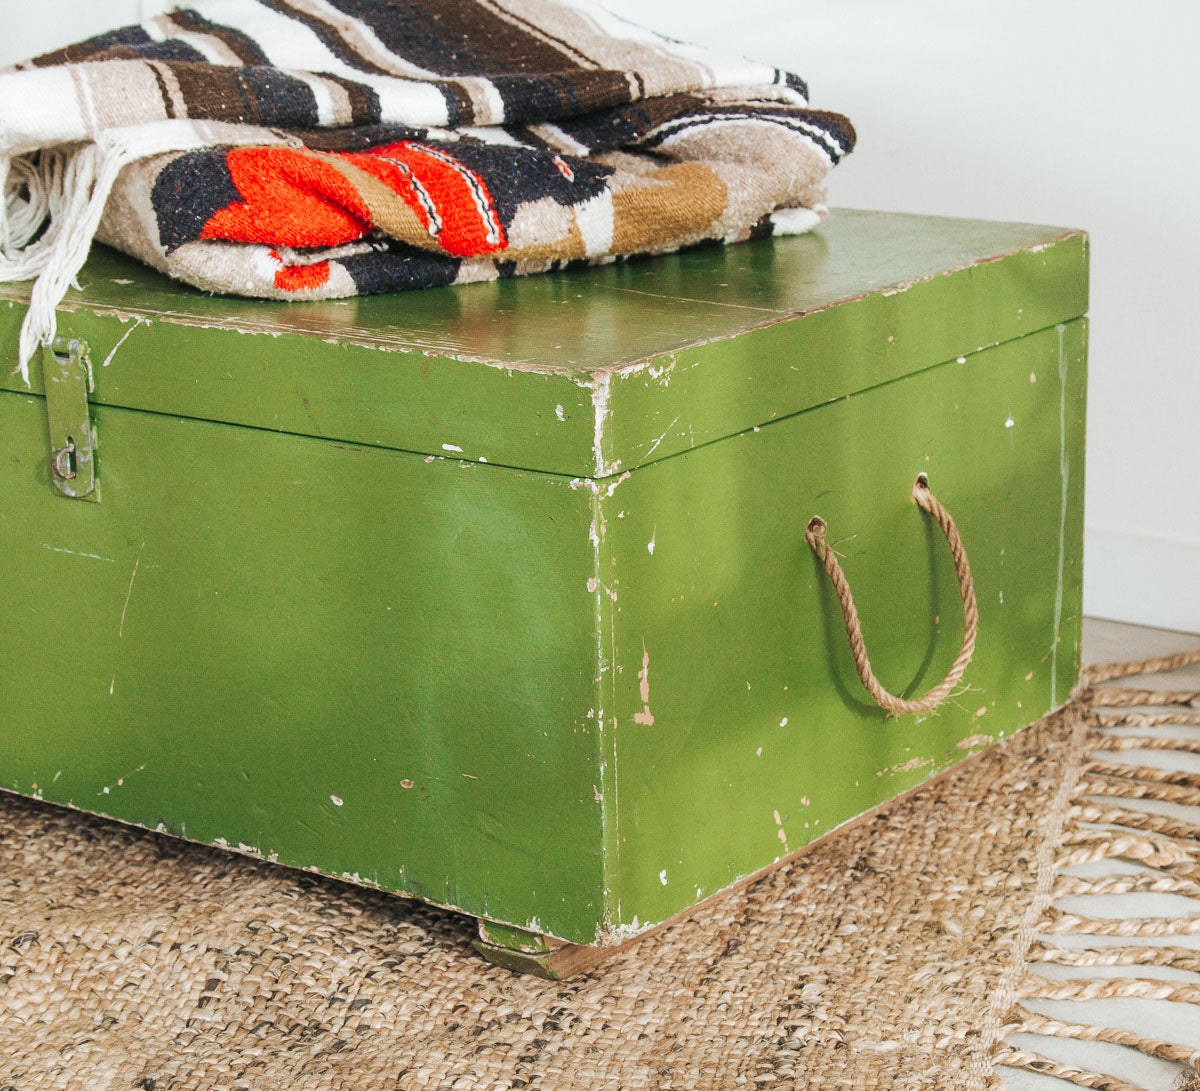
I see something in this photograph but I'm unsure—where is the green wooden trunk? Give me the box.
[0,209,1087,974]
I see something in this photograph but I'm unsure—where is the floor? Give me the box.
[1003,617,1200,1090]
[1082,617,1200,689]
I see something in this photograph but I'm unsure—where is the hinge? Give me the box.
[42,337,99,502]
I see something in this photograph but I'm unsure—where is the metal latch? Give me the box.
[42,337,99,502]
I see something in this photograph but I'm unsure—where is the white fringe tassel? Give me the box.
[0,121,300,384]
[0,137,139,383]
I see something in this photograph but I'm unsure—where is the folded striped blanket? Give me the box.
[0,0,854,379]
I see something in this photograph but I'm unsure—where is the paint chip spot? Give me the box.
[1005,417,1015,428]
[441,443,462,453]
[634,648,655,726]
[779,717,788,727]
[1030,372,1037,383]
[647,530,656,555]
[756,747,763,757]
[400,779,414,789]
[330,795,343,806]
[555,404,565,421]
[975,706,988,718]
[659,869,668,886]
[1025,672,1034,681]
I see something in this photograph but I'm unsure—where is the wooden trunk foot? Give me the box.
[473,920,611,979]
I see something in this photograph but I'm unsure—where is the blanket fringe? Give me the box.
[995,647,1200,1091]
[0,121,300,383]
[0,140,135,382]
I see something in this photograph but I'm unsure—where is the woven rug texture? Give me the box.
[2,698,1079,1090]
[10,652,1200,1090]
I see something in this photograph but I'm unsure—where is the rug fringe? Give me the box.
[1003,1005,1200,1067]
[993,1045,1160,1091]
[995,649,1200,1091]
[1084,650,1200,686]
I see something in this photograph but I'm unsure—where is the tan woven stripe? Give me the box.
[1003,1005,1200,1067]
[1092,732,1200,753]
[1039,908,1200,936]
[1052,871,1200,898]
[1032,943,1200,972]
[1087,687,1200,709]
[993,1047,1155,1091]
[1093,710,1200,727]
[1085,648,1200,685]
[1021,976,1200,1004]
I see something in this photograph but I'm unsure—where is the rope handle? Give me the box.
[805,473,979,716]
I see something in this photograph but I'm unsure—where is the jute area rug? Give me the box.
[3,652,1200,1090]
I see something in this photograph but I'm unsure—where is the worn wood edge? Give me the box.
[597,227,1089,380]
[0,679,1084,978]
[473,936,609,980]
[487,686,1088,978]
[0,226,1088,375]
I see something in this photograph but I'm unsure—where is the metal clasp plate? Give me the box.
[42,337,99,502]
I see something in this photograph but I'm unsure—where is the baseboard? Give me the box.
[1084,526,1200,634]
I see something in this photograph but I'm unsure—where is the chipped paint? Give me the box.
[41,543,115,563]
[441,443,463,453]
[330,795,344,806]
[1050,323,1069,707]
[633,647,654,726]
[590,370,615,477]
[956,734,995,750]
[97,764,146,796]
[639,415,680,465]
[101,314,149,367]
[773,809,788,848]
[645,358,675,385]
[603,470,631,498]
[117,541,146,638]
[555,404,565,421]
[659,869,668,886]
[647,528,656,555]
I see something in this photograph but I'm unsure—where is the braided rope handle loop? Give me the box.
[805,473,979,716]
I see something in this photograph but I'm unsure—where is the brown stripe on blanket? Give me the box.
[0,0,854,380]
[160,10,274,66]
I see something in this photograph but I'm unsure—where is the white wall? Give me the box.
[602,0,1200,633]
[4,1,1199,631]
[1,2,164,61]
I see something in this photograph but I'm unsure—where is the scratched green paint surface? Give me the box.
[601,321,1087,931]
[0,210,1087,947]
